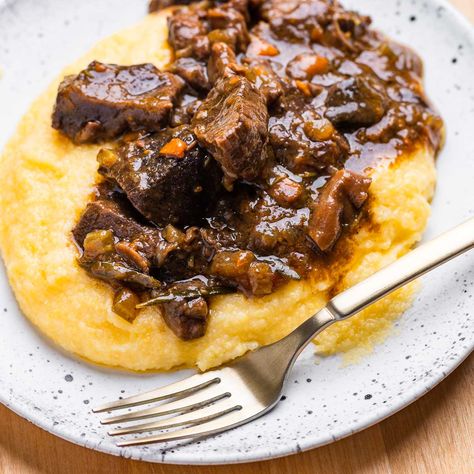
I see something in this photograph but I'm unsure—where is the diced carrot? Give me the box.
[295,80,312,97]
[306,56,329,76]
[310,26,323,42]
[93,62,107,73]
[228,75,240,85]
[159,138,188,158]
[258,43,280,56]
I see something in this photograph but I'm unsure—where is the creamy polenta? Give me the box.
[0,11,437,371]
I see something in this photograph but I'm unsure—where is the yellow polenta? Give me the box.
[0,11,437,371]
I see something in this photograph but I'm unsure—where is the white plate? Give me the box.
[0,0,473,465]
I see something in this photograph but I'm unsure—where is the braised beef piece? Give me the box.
[155,278,219,339]
[153,225,211,282]
[210,250,279,296]
[207,3,250,52]
[325,76,388,128]
[157,0,251,11]
[150,0,248,13]
[259,0,332,42]
[170,94,202,126]
[308,170,371,252]
[243,59,284,105]
[73,197,151,246]
[259,0,372,51]
[167,0,250,61]
[207,42,241,85]
[193,75,269,183]
[168,6,210,59]
[161,295,208,339]
[73,198,162,289]
[323,10,373,53]
[52,62,184,143]
[269,93,349,173]
[171,57,210,92]
[98,127,222,226]
[205,188,311,278]
[74,195,206,284]
[233,191,310,259]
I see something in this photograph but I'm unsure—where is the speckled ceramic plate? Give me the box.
[0,0,473,465]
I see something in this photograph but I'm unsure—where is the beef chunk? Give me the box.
[324,10,372,53]
[230,188,310,259]
[269,94,349,173]
[171,57,210,92]
[245,60,284,105]
[157,278,213,339]
[166,1,249,57]
[73,198,150,246]
[161,296,208,339]
[168,7,210,59]
[52,62,184,143]
[207,3,250,52]
[170,94,202,127]
[207,42,241,85]
[153,225,206,276]
[98,127,222,226]
[325,76,388,128]
[73,197,161,290]
[210,250,279,296]
[206,188,310,276]
[308,170,371,251]
[260,0,332,42]
[192,75,269,183]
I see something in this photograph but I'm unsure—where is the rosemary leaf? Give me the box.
[136,286,234,309]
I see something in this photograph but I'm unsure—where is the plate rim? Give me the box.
[1,344,472,465]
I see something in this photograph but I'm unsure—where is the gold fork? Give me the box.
[94,217,474,447]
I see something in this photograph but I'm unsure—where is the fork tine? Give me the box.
[116,408,250,447]
[93,373,220,413]
[100,384,229,425]
[108,398,241,436]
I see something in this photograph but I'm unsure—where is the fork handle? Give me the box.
[269,218,473,367]
[327,216,474,321]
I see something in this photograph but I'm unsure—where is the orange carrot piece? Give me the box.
[159,138,188,158]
